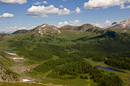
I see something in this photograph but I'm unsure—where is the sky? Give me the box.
[0,0,130,33]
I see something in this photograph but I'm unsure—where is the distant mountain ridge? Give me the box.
[60,24,103,32]
[12,29,28,34]
[13,24,104,35]
[107,18,130,28]
[12,18,130,35]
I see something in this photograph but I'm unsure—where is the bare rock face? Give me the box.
[0,66,19,82]
[109,18,130,28]
[31,24,61,35]
[79,24,100,32]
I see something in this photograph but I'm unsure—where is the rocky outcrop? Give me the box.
[79,24,102,32]
[31,24,61,35]
[0,66,19,82]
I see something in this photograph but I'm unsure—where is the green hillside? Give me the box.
[0,24,130,86]
[0,82,45,86]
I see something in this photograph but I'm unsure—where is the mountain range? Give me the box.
[0,18,130,86]
[12,18,130,35]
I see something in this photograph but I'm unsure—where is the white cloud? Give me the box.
[70,20,82,25]
[43,1,47,4]
[27,5,71,17]
[120,4,125,9]
[0,26,21,33]
[75,7,81,14]
[33,2,41,5]
[60,4,64,8]
[58,8,71,15]
[18,26,27,30]
[94,20,112,28]
[58,21,69,27]
[126,5,130,8]
[0,13,14,18]
[84,0,130,9]
[0,0,27,4]
[33,1,47,5]
[58,20,82,27]
[120,4,130,9]
[105,20,112,26]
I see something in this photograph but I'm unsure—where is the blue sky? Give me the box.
[0,0,130,33]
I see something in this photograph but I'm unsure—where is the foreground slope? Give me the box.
[0,50,19,82]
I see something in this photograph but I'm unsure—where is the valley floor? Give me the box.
[4,51,130,86]
[86,59,130,86]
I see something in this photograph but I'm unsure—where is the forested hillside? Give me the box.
[0,24,130,86]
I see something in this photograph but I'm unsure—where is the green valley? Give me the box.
[0,23,130,86]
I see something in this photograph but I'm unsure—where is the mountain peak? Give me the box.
[31,24,61,35]
[80,24,101,32]
[39,24,57,28]
[109,18,130,28]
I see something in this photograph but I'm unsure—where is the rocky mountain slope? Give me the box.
[8,18,130,35]
[107,18,130,28]
[13,23,104,35]
[0,51,19,82]
[60,24,104,33]
[30,24,61,35]
[0,66,19,82]
[104,18,130,33]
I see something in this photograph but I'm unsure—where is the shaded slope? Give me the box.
[13,29,28,34]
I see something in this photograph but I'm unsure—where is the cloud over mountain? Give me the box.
[58,20,82,27]
[94,20,112,28]
[0,25,36,33]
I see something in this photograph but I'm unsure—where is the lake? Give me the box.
[1,48,14,51]
[96,65,124,73]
